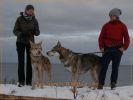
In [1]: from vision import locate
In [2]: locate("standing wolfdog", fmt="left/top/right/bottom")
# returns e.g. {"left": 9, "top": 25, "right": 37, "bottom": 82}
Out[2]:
{"left": 47, "top": 41, "right": 102, "bottom": 88}
{"left": 30, "top": 41, "right": 51, "bottom": 89}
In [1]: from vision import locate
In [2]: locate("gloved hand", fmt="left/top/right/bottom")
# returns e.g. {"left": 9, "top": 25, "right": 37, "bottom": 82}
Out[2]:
{"left": 29, "top": 29, "right": 35, "bottom": 35}
{"left": 100, "top": 48, "right": 104, "bottom": 53}
{"left": 119, "top": 47, "right": 124, "bottom": 52}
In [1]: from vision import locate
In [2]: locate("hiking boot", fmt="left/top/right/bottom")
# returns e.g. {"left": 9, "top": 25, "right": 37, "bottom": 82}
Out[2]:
{"left": 18, "top": 83, "right": 24, "bottom": 87}
{"left": 26, "top": 84, "right": 32, "bottom": 86}
{"left": 111, "top": 82, "right": 116, "bottom": 90}
{"left": 26, "top": 82, "right": 32, "bottom": 86}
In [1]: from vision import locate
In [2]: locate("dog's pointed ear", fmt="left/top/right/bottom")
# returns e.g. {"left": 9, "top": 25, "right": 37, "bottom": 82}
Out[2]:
{"left": 57, "top": 41, "right": 61, "bottom": 46}
{"left": 30, "top": 41, "right": 34, "bottom": 46}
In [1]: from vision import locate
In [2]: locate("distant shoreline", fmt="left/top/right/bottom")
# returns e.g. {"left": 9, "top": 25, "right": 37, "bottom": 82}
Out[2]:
{"left": 0, "top": 63, "right": 132, "bottom": 67}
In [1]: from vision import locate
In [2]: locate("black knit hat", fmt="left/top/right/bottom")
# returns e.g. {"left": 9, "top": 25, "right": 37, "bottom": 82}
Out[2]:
{"left": 25, "top": 5, "right": 34, "bottom": 11}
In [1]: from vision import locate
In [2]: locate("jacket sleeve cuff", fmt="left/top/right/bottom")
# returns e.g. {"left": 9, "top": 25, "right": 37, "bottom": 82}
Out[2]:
{"left": 15, "top": 32, "right": 21, "bottom": 37}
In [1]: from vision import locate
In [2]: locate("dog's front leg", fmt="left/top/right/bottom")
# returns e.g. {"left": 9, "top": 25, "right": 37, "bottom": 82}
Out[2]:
{"left": 40, "top": 70, "right": 44, "bottom": 89}
{"left": 72, "top": 72, "right": 76, "bottom": 82}
{"left": 71, "top": 72, "right": 79, "bottom": 86}
{"left": 32, "top": 67, "right": 38, "bottom": 89}
{"left": 32, "top": 68, "right": 35, "bottom": 89}
{"left": 37, "top": 68, "right": 44, "bottom": 89}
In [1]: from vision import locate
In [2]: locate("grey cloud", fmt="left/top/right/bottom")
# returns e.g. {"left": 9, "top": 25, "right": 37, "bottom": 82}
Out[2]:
{"left": 0, "top": 0, "right": 133, "bottom": 37}
{"left": 0, "top": 0, "right": 133, "bottom": 63}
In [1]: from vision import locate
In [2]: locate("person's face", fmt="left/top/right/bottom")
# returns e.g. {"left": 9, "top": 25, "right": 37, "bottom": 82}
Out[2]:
{"left": 110, "top": 15, "right": 117, "bottom": 21}
{"left": 25, "top": 9, "right": 34, "bottom": 16}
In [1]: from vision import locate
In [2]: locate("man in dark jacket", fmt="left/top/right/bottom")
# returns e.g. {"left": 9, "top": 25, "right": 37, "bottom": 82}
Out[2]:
{"left": 98, "top": 8, "right": 130, "bottom": 90}
{"left": 13, "top": 5, "right": 40, "bottom": 87}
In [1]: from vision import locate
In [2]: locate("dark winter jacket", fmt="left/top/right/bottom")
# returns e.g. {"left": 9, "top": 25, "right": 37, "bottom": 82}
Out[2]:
{"left": 13, "top": 12, "right": 40, "bottom": 44}
{"left": 99, "top": 20, "right": 130, "bottom": 50}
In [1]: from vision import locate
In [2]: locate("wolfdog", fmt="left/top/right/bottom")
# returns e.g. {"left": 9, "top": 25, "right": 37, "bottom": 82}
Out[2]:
{"left": 47, "top": 41, "right": 102, "bottom": 88}
{"left": 30, "top": 41, "right": 52, "bottom": 89}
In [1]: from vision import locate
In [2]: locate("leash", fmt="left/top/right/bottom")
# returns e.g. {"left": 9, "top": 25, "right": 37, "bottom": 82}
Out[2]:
{"left": 90, "top": 49, "right": 118, "bottom": 54}
{"left": 75, "top": 49, "right": 118, "bottom": 55}
{"left": 89, "top": 51, "right": 103, "bottom": 54}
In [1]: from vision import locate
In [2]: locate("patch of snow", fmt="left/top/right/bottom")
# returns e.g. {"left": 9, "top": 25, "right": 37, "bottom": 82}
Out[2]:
{"left": 0, "top": 84, "right": 133, "bottom": 100}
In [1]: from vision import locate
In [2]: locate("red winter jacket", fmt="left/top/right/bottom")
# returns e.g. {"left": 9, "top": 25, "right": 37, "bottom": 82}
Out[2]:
{"left": 98, "top": 20, "right": 130, "bottom": 50}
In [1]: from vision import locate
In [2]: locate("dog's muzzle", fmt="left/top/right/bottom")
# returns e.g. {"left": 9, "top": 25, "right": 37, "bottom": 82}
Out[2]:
{"left": 47, "top": 51, "right": 53, "bottom": 56}
{"left": 47, "top": 51, "right": 60, "bottom": 57}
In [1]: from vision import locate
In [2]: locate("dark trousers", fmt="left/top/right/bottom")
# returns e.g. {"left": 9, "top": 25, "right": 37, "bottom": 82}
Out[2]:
{"left": 16, "top": 42, "right": 32, "bottom": 85}
{"left": 99, "top": 47, "right": 123, "bottom": 85}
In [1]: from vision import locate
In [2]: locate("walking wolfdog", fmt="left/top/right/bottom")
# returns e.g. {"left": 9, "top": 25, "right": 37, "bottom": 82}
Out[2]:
{"left": 30, "top": 41, "right": 51, "bottom": 89}
{"left": 47, "top": 41, "right": 102, "bottom": 88}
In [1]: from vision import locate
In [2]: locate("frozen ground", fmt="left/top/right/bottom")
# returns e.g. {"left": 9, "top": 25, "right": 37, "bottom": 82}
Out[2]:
{"left": 0, "top": 84, "right": 133, "bottom": 100}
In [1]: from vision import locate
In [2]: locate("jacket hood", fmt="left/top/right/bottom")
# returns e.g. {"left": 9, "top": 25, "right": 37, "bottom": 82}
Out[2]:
{"left": 20, "top": 12, "right": 35, "bottom": 21}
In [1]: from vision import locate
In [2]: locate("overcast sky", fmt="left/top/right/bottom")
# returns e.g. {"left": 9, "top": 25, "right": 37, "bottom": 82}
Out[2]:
{"left": 0, "top": 0, "right": 133, "bottom": 64}
{"left": 0, "top": 0, "right": 133, "bottom": 37}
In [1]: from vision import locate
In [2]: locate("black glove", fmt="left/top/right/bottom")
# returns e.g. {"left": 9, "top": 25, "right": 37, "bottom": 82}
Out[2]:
{"left": 29, "top": 29, "right": 35, "bottom": 35}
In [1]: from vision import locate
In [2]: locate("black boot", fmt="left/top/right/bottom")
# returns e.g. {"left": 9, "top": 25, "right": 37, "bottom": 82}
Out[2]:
{"left": 111, "top": 82, "right": 116, "bottom": 90}
{"left": 26, "top": 82, "right": 32, "bottom": 86}
{"left": 18, "top": 83, "right": 24, "bottom": 87}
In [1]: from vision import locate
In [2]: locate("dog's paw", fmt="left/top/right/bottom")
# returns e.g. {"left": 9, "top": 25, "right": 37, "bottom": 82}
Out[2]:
{"left": 40, "top": 86, "right": 44, "bottom": 89}
{"left": 39, "top": 83, "right": 44, "bottom": 89}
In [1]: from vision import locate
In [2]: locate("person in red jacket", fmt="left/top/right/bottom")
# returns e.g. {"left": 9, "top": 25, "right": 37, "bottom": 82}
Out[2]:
{"left": 98, "top": 8, "right": 130, "bottom": 90}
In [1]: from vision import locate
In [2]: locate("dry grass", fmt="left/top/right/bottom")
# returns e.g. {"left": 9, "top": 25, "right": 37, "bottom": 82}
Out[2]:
{"left": 0, "top": 94, "right": 72, "bottom": 100}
